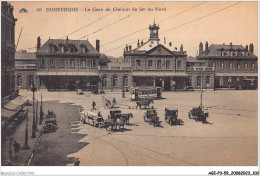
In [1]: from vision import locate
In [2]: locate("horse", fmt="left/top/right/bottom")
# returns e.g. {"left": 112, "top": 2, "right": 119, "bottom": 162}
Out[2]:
{"left": 136, "top": 98, "right": 154, "bottom": 109}
{"left": 115, "top": 116, "right": 126, "bottom": 131}
{"left": 123, "top": 113, "right": 133, "bottom": 125}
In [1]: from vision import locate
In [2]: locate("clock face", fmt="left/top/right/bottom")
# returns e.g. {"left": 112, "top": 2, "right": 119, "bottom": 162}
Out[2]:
{"left": 153, "top": 29, "right": 157, "bottom": 34}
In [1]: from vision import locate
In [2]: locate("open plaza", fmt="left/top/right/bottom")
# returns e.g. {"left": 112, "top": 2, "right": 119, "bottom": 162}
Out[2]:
{"left": 3, "top": 89, "right": 257, "bottom": 166}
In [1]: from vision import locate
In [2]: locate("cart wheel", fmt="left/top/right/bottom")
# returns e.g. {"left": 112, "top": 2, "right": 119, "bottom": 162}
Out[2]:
{"left": 188, "top": 112, "right": 192, "bottom": 119}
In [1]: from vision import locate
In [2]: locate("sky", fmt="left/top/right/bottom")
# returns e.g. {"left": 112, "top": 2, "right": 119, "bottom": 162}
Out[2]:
{"left": 11, "top": 1, "right": 258, "bottom": 57}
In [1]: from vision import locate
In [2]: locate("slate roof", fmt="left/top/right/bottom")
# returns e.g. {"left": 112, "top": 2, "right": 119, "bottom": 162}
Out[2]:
{"left": 125, "top": 39, "right": 186, "bottom": 56}
{"left": 100, "top": 54, "right": 111, "bottom": 63}
{"left": 15, "top": 51, "right": 36, "bottom": 60}
{"left": 198, "top": 44, "right": 257, "bottom": 58}
{"left": 37, "top": 39, "right": 99, "bottom": 55}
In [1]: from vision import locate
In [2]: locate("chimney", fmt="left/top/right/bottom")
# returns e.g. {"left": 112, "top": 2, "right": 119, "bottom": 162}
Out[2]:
{"left": 37, "top": 36, "right": 41, "bottom": 51}
{"left": 141, "top": 40, "right": 144, "bottom": 45}
{"left": 96, "top": 39, "right": 100, "bottom": 52}
{"left": 205, "top": 41, "right": 209, "bottom": 54}
{"left": 199, "top": 42, "right": 203, "bottom": 55}
{"left": 249, "top": 43, "right": 254, "bottom": 53}
{"left": 137, "top": 39, "right": 140, "bottom": 47}
{"left": 164, "top": 37, "right": 166, "bottom": 44}
{"left": 129, "top": 45, "right": 132, "bottom": 51}
{"left": 230, "top": 42, "right": 232, "bottom": 48}
{"left": 169, "top": 42, "right": 172, "bottom": 47}
{"left": 180, "top": 44, "right": 183, "bottom": 52}
{"left": 126, "top": 44, "right": 128, "bottom": 51}
{"left": 245, "top": 45, "right": 248, "bottom": 51}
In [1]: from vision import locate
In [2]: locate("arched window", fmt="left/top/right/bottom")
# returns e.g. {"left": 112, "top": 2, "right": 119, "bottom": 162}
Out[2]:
{"left": 197, "top": 76, "right": 201, "bottom": 87}
{"left": 112, "top": 75, "right": 118, "bottom": 87}
{"left": 17, "top": 75, "right": 22, "bottom": 87}
{"left": 206, "top": 76, "right": 210, "bottom": 88}
{"left": 28, "top": 75, "right": 34, "bottom": 87}
{"left": 123, "top": 76, "right": 128, "bottom": 87}
{"left": 102, "top": 75, "right": 107, "bottom": 87}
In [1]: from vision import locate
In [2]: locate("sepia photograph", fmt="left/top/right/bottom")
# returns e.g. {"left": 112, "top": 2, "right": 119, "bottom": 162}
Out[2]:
{"left": 1, "top": 0, "right": 259, "bottom": 175}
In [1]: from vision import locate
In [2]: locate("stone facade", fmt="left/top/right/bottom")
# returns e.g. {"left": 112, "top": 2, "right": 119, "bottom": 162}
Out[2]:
{"left": 15, "top": 51, "right": 36, "bottom": 90}
{"left": 1, "top": 1, "right": 17, "bottom": 102}
{"left": 197, "top": 42, "right": 258, "bottom": 90}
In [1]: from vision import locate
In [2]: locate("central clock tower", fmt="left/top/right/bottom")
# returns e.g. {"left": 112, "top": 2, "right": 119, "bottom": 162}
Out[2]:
{"left": 149, "top": 21, "right": 160, "bottom": 40}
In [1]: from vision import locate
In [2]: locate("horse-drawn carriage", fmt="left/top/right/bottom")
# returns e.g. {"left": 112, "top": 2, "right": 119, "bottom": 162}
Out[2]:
{"left": 46, "top": 111, "right": 56, "bottom": 119}
{"left": 81, "top": 111, "right": 105, "bottom": 128}
{"left": 43, "top": 118, "right": 58, "bottom": 133}
{"left": 102, "top": 96, "right": 117, "bottom": 109}
{"left": 188, "top": 107, "right": 209, "bottom": 124}
{"left": 164, "top": 108, "right": 184, "bottom": 126}
{"left": 136, "top": 98, "right": 154, "bottom": 109}
{"left": 143, "top": 109, "right": 161, "bottom": 127}
{"left": 103, "top": 110, "right": 133, "bottom": 131}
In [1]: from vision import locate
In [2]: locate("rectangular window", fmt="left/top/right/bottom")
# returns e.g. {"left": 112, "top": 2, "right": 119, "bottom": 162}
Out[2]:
{"left": 244, "top": 62, "right": 248, "bottom": 70}
{"left": 50, "top": 59, "right": 54, "bottom": 67}
{"left": 221, "top": 61, "right": 224, "bottom": 69}
{"left": 252, "top": 63, "right": 255, "bottom": 70}
{"left": 219, "top": 77, "right": 224, "bottom": 86}
{"left": 237, "top": 62, "right": 241, "bottom": 70}
{"left": 81, "top": 59, "right": 86, "bottom": 68}
{"left": 157, "top": 60, "right": 161, "bottom": 69}
{"left": 60, "top": 59, "right": 65, "bottom": 68}
{"left": 228, "top": 77, "right": 232, "bottom": 83}
{"left": 197, "top": 76, "right": 201, "bottom": 87}
{"left": 229, "top": 62, "right": 232, "bottom": 69}
{"left": 70, "top": 59, "right": 75, "bottom": 68}
{"left": 102, "top": 76, "right": 107, "bottom": 87}
{"left": 92, "top": 59, "right": 96, "bottom": 66}
{"left": 148, "top": 60, "right": 153, "bottom": 69}
{"left": 212, "top": 61, "right": 216, "bottom": 71}
{"left": 123, "top": 76, "right": 128, "bottom": 87}
{"left": 177, "top": 60, "right": 182, "bottom": 70}
{"left": 236, "top": 77, "right": 239, "bottom": 81}
{"left": 136, "top": 60, "right": 141, "bottom": 69}
{"left": 40, "top": 59, "right": 45, "bottom": 68}
{"left": 166, "top": 60, "right": 170, "bottom": 69}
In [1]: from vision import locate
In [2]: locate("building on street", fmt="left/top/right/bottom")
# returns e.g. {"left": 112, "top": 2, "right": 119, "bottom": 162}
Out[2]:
{"left": 36, "top": 37, "right": 109, "bottom": 91}
{"left": 124, "top": 22, "right": 188, "bottom": 91}
{"left": 1, "top": 1, "right": 17, "bottom": 102}
{"left": 197, "top": 42, "right": 258, "bottom": 90}
{"left": 15, "top": 50, "right": 37, "bottom": 90}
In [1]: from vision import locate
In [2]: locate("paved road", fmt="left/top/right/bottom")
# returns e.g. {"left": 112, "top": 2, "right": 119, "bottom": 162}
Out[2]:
{"left": 21, "top": 90, "right": 257, "bottom": 166}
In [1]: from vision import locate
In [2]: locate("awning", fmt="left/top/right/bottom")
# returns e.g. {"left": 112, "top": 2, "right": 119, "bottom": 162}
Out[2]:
{"left": 132, "top": 71, "right": 187, "bottom": 77}
{"left": 1, "top": 108, "right": 18, "bottom": 121}
{"left": 215, "top": 73, "right": 258, "bottom": 77}
{"left": 3, "top": 96, "right": 29, "bottom": 111}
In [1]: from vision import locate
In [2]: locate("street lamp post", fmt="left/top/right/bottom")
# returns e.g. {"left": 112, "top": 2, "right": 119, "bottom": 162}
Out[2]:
{"left": 31, "top": 83, "right": 37, "bottom": 138}
{"left": 40, "top": 92, "right": 43, "bottom": 125}
{"left": 22, "top": 108, "right": 30, "bottom": 149}
{"left": 36, "top": 99, "right": 38, "bottom": 131}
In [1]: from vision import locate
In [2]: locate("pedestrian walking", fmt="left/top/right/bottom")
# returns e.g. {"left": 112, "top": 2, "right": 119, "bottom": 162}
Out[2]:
{"left": 92, "top": 101, "right": 96, "bottom": 110}
{"left": 74, "top": 158, "right": 80, "bottom": 166}
{"left": 122, "top": 89, "right": 125, "bottom": 98}
{"left": 13, "top": 140, "right": 21, "bottom": 159}
{"left": 112, "top": 97, "right": 117, "bottom": 105}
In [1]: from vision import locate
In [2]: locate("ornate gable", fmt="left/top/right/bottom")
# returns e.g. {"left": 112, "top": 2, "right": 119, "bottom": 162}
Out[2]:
{"left": 145, "top": 44, "right": 173, "bottom": 56}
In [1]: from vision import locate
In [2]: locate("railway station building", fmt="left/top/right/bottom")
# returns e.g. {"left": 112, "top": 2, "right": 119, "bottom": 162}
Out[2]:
{"left": 123, "top": 22, "right": 188, "bottom": 91}
{"left": 197, "top": 42, "right": 258, "bottom": 90}
{"left": 35, "top": 37, "right": 110, "bottom": 91}
{"left": 33, "top": 22, "right": 257, "bottom": 92}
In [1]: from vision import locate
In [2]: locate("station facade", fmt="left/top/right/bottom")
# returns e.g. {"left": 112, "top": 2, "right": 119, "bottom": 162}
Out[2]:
{"left": 33, "top": 22, "right": 257, "bottom": 91}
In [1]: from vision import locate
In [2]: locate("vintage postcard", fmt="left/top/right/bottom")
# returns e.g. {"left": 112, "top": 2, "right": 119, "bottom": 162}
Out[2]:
{"left": 1, "top": 0, "right": 259, "bottom": 175}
